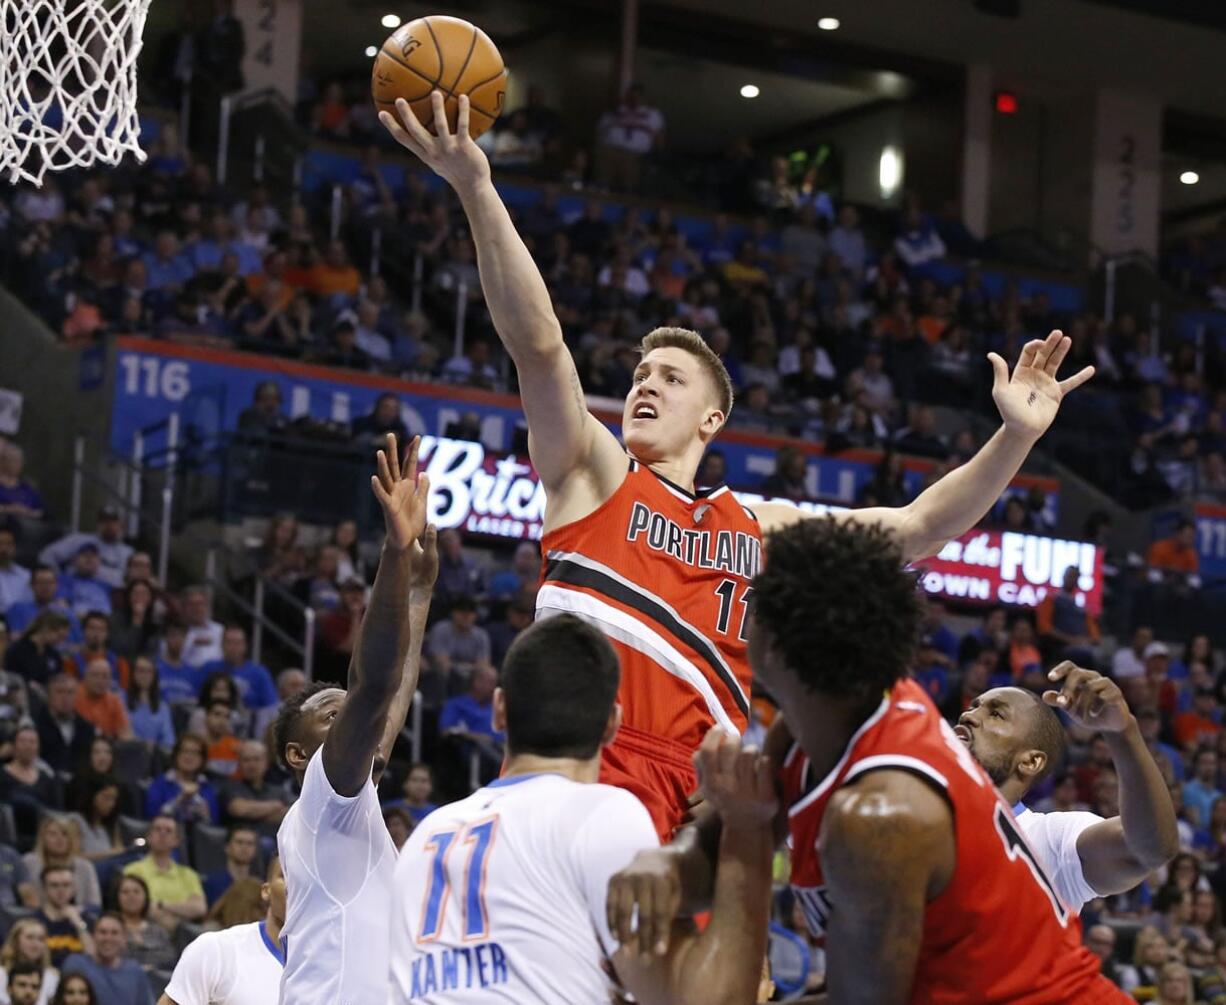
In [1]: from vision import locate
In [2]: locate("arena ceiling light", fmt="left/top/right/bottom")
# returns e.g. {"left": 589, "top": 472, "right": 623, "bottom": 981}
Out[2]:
{"left": 879, "top": 146, "right": 903, "bottom": 198}
{"left": 365, "top": 45, "right": 379, "bottom": 57}
{"left": 381, "top": 13, "right": 402, "bottom": 28}
{"left": 817, "top": 17, "right": 841, "bottom": 30}
{"left": 740, "top": 84, "right": 760, "bottom": 98}
{"left": 1180, "top": 171, "right": 1200, "bottom": 185}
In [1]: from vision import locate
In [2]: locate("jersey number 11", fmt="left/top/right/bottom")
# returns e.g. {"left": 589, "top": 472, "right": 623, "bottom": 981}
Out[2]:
{"left": 418, "top": 815, "right": 500, "bottom": 942}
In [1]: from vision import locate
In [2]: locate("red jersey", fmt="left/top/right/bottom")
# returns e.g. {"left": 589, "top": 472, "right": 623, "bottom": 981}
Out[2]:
{"left": 780, "top": 679, "right": 1122, "bottom": 1004}
{"left": 538, "top": 458, "right": 760, "bottom": 750}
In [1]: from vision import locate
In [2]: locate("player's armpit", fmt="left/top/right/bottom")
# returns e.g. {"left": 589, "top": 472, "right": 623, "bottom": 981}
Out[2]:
{"left": 1075, "top": 817, "right": 1159, "bottom": 896}
{"left": 156, "top": 997, "right": 178, "bottom": 1005}
{"left": 820, "top": 771, "right": 955, "bottom": 1005}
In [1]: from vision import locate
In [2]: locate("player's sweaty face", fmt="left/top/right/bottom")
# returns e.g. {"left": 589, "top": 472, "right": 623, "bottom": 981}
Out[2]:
{"left": 956, "top": 688, "right": 1028, "bottom": 785}
{"left": 623, "top": 347, "right": 714, "bottom": 461}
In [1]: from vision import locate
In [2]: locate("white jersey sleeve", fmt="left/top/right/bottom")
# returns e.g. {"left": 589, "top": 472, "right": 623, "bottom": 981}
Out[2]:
{"left": 164, "top": 928, "right": 234, "bottom": 1004}
{"left": 1015, "top": 808, "right": 1105, "bottom": 912}
{"left": 572, "top": 786, "right": 661, "bottom": 957}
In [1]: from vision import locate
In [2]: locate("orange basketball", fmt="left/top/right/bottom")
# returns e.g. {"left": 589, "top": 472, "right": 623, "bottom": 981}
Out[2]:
{"left": 371, "top": 15, "right": 507, "bottom": 140}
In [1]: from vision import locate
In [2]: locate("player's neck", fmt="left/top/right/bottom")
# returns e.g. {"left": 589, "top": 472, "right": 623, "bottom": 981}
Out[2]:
{"left": 788, "top": 692, "right": 885, "bottom": 782}
{"left": 264, "top": 910, "right": 284, "bottom": 945}
{"left": 501, "top": 753, "right": 601, "bottom": 785}
{"left": 641, "top": 455, "right": 701, "bottom": 494}
{"left": 1000, "top": 778, "right": 1029, "bottom": 804}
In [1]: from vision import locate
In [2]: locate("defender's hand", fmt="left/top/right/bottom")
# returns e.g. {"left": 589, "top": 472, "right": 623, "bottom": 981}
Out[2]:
{"left": 1042, "top": 661, "right": 1131, "bottom": 732}
{"left": 607, "top": 848, "right": 683, "bottom": 958}
{"left": 379, "top": 92, "right": 491, "bottom": 194}
{"left": 410, "top": 524, "right": 440, "bottom": 592}
{"left": 371, "top": 434, "right": 431, "bottom": 551}
{"left": 693, "top": 728, "right": 778, "bottom": 830}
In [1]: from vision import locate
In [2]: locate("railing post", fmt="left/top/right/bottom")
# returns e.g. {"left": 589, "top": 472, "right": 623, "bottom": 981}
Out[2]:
{"left": 179, "top": 68, "right": 192, "bottom": 150}
{"left": 70, "top": 436, "right": 85, "bottom": 533}
{"left": 410, "top": 253, "right": 424, "bottom": 314}
{"left": 130, "top": 431, "right": 144, "bottom": 539}
{"left": 330, "top": 184, "right": 343, "bottom": 242}
{"left": 252, "top": 578, "right": 266, "bottom": 665}
{"left": 302, "top": 607, "right": 316, "bottom": 681}
{"left": 453, "top": 280, "right": 468, "bottom": 362}
{"left": 205, "top": 546, "right": 218, "bottom": 591}
{"left": 1104, "top": 258, "right": 1117, "bottom": 324}
{"left": 217, "top": 94, "right": 233, "bottom": 187}
{"left": 158, "top": 414, "right": 181, "bottom": 587}
{"left": 254, "top": 133, "right": 266, "bottom": 182}
{"left": 292, "top": 156, "right": 303, "bottom": 203}
{"left": 371, "top": 226, "right": 382, "bottom": 278}
{"left": 410, "top": 690, "right": 422, "bottom": 764}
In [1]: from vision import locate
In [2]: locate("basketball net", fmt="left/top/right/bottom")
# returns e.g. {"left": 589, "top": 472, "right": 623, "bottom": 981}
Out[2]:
{"left": 0, "top": 0, "right": 152, "bottom": 186}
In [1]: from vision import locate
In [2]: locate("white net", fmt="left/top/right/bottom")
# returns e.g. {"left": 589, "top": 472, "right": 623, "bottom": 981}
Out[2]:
{"left": 0, "top": 0, "right": 152, "bottom": 186}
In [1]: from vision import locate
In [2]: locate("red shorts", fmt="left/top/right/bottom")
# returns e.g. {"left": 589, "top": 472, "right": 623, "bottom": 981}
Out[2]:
{"left": 599, "top": 723, "right": 697, "bottom": 842}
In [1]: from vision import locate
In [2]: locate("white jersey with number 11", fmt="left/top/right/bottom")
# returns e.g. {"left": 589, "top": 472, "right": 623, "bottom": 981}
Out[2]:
{"left": 388, "top": 772, "right": 658, "bottom": 1003}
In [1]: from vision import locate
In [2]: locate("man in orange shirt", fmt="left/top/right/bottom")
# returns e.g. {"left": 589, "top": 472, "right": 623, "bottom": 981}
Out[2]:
{"left": 201, "top": 699, "right": 242, "bottom": 777}
{"left": 1147, "top": 518, "right": 1199, "bottom": 576}
{"left": 1036, "top": 565, "right": 1101, "bottom": 667}
{"left": 66, "top": 611, "right": 130, "bottom": 689}
{"left": 74, "top": 658, "right": 133, "bottom": 739}
{"left": 1173, "top": 687, "right": 1222, "bottom": 750}
{"left": 308, "top": 240, "right": 362, "bottom": 299}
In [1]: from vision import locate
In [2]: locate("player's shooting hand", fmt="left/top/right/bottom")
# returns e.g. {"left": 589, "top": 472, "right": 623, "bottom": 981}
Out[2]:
{"left": 987, "top": 330, "right": 1094, "bottom": 442}
{"left": 379, "top": 91, "right": 491, "bottom": 194}
{"left": 410, "top": 524, "right": 440, "bottom": 593}
{"left": 371, "top": 433, "right": 431, "bottom": 551}
{"left": 1042, "top": 661, "right": 1131, "bottom": 733}
{"left": 693, "top": 728, "right": 778, "bottom": 830}
{"left": 607, "top": 848, "right": 682, "bottom": 958}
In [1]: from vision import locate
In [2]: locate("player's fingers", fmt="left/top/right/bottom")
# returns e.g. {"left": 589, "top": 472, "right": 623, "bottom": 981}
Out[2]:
{"left": 457, "top": 93, "right": 471, "bottom": 140}
{"left": 430, "top": 90, "right": 451, "bottom": 140}
{"left": 754, "top": 754, "right": 776, "bottom": 801}
{"left": 370, "top": 475, "right": 392, "bottom": 508}
{"left": 414, "top": 472, "right": 431, "bottom": 504}
{"left": 608, "top": 873, "right": 636, "bottom": 951}
{"left": 987, "top": 351, "right": 1009, "bottom": 392}
{"left": 1018, "top": 339, "right": 1042, "bottom": 371}
{"left": 378, "top": 109, "right": 420, "bottom": 152}
{"left": 376, "top": 448, "right": 393, "bottom": 492}
{"left": 404, "top": 434, "right": 421, "bottom": 483}
{"left": 1046, "top": 660, "right": 1076, "bottom": 683}
{"left": 1058, "top": 365, "right": 1095, "bottom": 395}
{"left": 422, "top": 523, "right": 438, "bottom": 553}
{"left": 715, "top": 731, "right": 740, "bottom": 780}
{"left": 391, "top": 99, "right": 432, "bottom": 150}
{"left": 1032, "top": 330, "right": 1062, "bottom": 370}
{"left": 386, "top": 432, "right": 402, "bottom": 481}
{"left": 1045, "top": 335, "right": 1072, "bottom": 375}
{"left": 1041, "top": 689, "right": 1063, "bottom": 708}
{"left": 632, "top": 877, "right": 655, "bottom": 957}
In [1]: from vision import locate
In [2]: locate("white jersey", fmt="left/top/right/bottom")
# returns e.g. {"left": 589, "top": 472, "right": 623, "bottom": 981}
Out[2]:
{"left": 277, "top": 747, "right": 398, "bottom": 1005}
{"left": 389, "top": 772, "right": 658, "bottom": 1003}
{"left": 163, "top": 921, "right": 284, "bottom": 1005}
{"left": 1016, "top": 806, "right": 1105, "bottom": 911}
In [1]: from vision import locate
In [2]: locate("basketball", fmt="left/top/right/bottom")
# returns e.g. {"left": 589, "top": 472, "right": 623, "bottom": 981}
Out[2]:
{"left": 371, "top": 15, "right": 507, "bottom": 140}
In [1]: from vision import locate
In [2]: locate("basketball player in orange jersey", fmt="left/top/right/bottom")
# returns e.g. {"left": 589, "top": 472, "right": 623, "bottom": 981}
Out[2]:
{"left": 380, "top": 91, "right": 1095, "bottom": 839}
{"left": 610, "top": 520, "right": 1133, "bottom": 1004}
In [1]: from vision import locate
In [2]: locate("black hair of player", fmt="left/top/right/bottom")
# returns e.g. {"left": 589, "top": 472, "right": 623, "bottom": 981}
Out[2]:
{"left": 1014, "top": 688, "right": 1067, "bottom": 786}
{"left": 272, "top": 679, "right": 335, "bottom": 769}
{"left": 752, "top": 517, "right": 922, "bottom": 704}
{"left": 501, "top": 614, "right": 620, "bottom": 760}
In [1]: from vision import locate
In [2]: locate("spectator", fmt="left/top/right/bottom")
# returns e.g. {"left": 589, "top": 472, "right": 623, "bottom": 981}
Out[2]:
{"left": 73, "top": 661, "right": 132, "bottom": 741}
{"left": 5, "top": 610, "right": 70, "bottom": 688}
{"left": 110, "top": 874, "right": 175, "bottom": 973}
{"left": 236, "top": 382, "right": 289, "bottom": 439}
{"left": 894, "top": 206, "right": 947, "bottom": 271}
{"left": 1174, "top": 687, "right": 1222, "bottom": 750}
{"left": 350, "top": 394, "right": 409, "bottom": 455}
{"left": 4, "top": 566, "right": 80, "bottom": 642}
{"left": 222, "top": 740, "right": 289, "bottom": 838}
{"left": 1006, "top": 618, "right": 1043, "bottom": 686}
{"left": 176, "top": 588, "right": 224, "bottom": 668}
{"left": 39, "top": 510, "right": 132, "bottom": 591}
{"left": 425, "top": 595, "right": 492, "bottom": 691}
{"left": 595, "top": 83, "right": 664, "bottom": 192}
{"left": 487, "top": 593, "right": 534, "bottom": 670}
{"left": 1114, "top": 625, "right": 1154, "bottom": 680}
{"left": 1184, "top": 747, "right": 1222, "bottom": 829}
{"left": 760, "top": 446, "right": 809, "bottom": 501}
{"left": 330, "top": 519, "right": 367, "bottom": 586}
{"left": 154, "top": 622, "right": 198, "bottom": 703}
{"left": 0, "top": 525, "right": 32, "bottom": 614}
{"left": 829, "top": 205, "right": 867, "bottom": 279}
{"left": 34, "top": 866, "right": 92, "bottom": 967}
{"left": 122, "top": 816, "right": 206, "bottom": 932}
{"left": 1147, "top": 519, "right": 1200, "bottom": 578}
{"left": 123, "top": 655, "right": 174, "bottom": 751}
{"left": 1083, "top": 925, "right": 1125, "bottom": 987}
{"left": 0, "top": 843, "right": 38, "bottom": 909}
{"left": 144, "top": 734, "right": 218, "bottom": 824}
{"left": 308, "top": 240, "right": 361, "bottom": 300}
{"left": 201, "top": 700, "right": 242, "bottom": 778}
{"left": 434, "top": 530, "right": 485, "bottom": 610}
{"left": 67, "top": 776, "right": 123, "bottom": 861}
{"left": 251, "top": 513, "right": 306, "bottom": 591}
{"left": 56, "top": 548, "right": 112, "bottom": 620}
{"left": 200, "top": 826, "right": 258, "bottom": 906}
{"left": 4, "top": 959, "right": 45, "bottom": 1005}
{"left": 1035, "top": 566, "right": 1100, "bottom": 667}
{"left": 107, "top": 580, "right": 158, "bottom": 662}
{"left": 22, "top": 818, "right": 99, "bottom": 912}
{"left": 487, "top": 543, "right": 540, "bottom": 602}
{"left": 186, "top": 673, "right": 243, "bottom": 738}
{"left": 381, "top": 762, "right": 437, "bottom": 828}
{"left": 65, "top": 613, "right": 129, "bottom": 690}
{"left": 439, "top": 664, "right": 504, "bottom": 777}
{"left": 382, "top": 806, "right": 413, "bottom": 850}
{"left": 34, "top": 674, "right": 94, "bottom": 775}
{"left": 311, "top": 82, "right": 350, "bottom": 139}
{"left": 0, "top": 443, "right": 46, "bottom": 521}
{"left": 197, "top": 625, "right": 276, "bottom": 711}
{"left": 49, "top": 973, "right": 98, "bottom": 1004}
{"left": 294, "top": 548, "right": 342, "bottom": 614}
{"left": 441, "top": 339, "right": 502, "bottom": 391}
{"left": 1, "top": 725, "right": 59, "bottom": 850}
{"left": 893, "top": 405, "right": 950, "bottom": 460}
{"left": 60, "top": 913, "right": 153, "bottom": 1005}
{"left": 846, "top": 347, "right": 895, "bottom": 418}
{"left": 1, "top": 920, "right": 58, "bottom": 1003}
{"left": 1145, "top": 642, "right": 1180, "bottom": 720}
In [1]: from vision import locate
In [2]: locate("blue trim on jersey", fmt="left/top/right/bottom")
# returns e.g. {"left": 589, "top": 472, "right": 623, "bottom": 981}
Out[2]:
{"left": 486, "top": 772, "right": 561, "bottom": 788}
{"left": 260, "top": 921, "right": 286, "bottom": 966}
{"left": 1013, "top": 801, "right": 1027, "bottom": 817}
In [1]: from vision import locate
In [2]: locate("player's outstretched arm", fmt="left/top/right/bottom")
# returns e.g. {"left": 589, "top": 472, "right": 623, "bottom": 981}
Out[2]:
{"left": 1043, "top": 662, "right": 1179, "bottom": 892}
{"left": 615, "top": 731, "right": 778, "bottom": 1005}
{"left": 324, "top": 434, "right": 429, "bottom": 797}
{"left": 756, "top": 331, "right": 1094, "bottom": 562}
{"left": 374, "top": 524, "right": 439, "bottom": 785}
{"left": 821, "top": 771, "right": 955, "bottom": 1005}
{"left": 380, "top": 93, "right": 625, "bottom": 496}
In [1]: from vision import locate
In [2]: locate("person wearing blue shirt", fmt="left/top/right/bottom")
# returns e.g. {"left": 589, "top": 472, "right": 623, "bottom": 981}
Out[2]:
{"left": 198, "top": 625, "right": 277, "bottom": 709}
{"left": 1137, "top": 707, "right": 1185, "bottom": 782}
{"left": 381, "top": 763, "right": 438, "bottom": 827}
{"left": 141, "top": 230, "right": 195, "bottom": 292}
{"left": 125, "top": 656, "right": 176, "bottom": 751}
{"left": 1183, "top": 747, "right": 1223, "bottom": 830}
{"left": 440, "top": 666, "right": 504, "bottom": 779}
{"left": 146, "top": 734, "right": 219, "bottom": 824}
{"left": 61, "top": 913, "right": 154, "bottom": 1005}
{"left": 57, "top": 545, "right": 112, "bottom": 619}
{"left": 156, "top": 622, "right": 202, "bottom": 704}
{"left": 487, "top": 542, "right": 541, "bottom": 602}
{"left": 5, "top": 565, "right": 83, "bottom": 645}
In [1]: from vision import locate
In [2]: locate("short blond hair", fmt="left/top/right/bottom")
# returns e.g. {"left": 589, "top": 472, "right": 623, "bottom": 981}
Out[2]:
{"left": 639, "top": 327, "right": 734, "bottom": 421}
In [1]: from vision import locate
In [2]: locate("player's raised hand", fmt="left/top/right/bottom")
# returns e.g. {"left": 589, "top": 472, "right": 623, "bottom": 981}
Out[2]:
{"left": 370, "top": 433, "right": 431, "bottom": 551}
{"left": 987, "top": 330, "right": 1094, "bottom": 442}
{"left": 693, "top": 728, "right": 778, "bottom": 830}
{"left": 379, "top": 91, "right": 491, "bottom": 194}
{"left": 410, "top": 524, "right": 440, "bottom": 592}
{"left": 1042, "top": 661, "right": 1131, "bottom": 733}
{"left": 607, "top": 848, "right": 682, "bottom": 958}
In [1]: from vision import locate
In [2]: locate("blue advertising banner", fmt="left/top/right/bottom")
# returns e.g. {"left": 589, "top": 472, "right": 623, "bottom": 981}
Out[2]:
{"left": 111, "top": 337, "right": 1060, "bottom": 511}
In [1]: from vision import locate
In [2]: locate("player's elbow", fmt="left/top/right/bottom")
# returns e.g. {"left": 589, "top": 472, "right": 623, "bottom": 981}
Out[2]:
{"left": 1144, "top": 829, "right": 1181, "bottom": 869}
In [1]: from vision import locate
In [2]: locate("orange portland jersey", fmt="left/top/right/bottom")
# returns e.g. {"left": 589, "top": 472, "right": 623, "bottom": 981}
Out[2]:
{"left": 538, "top": 458, "right": 760, "bottom": 749}
{"left": 780, "top": 679, "right": 1125, "bottom": 1005}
